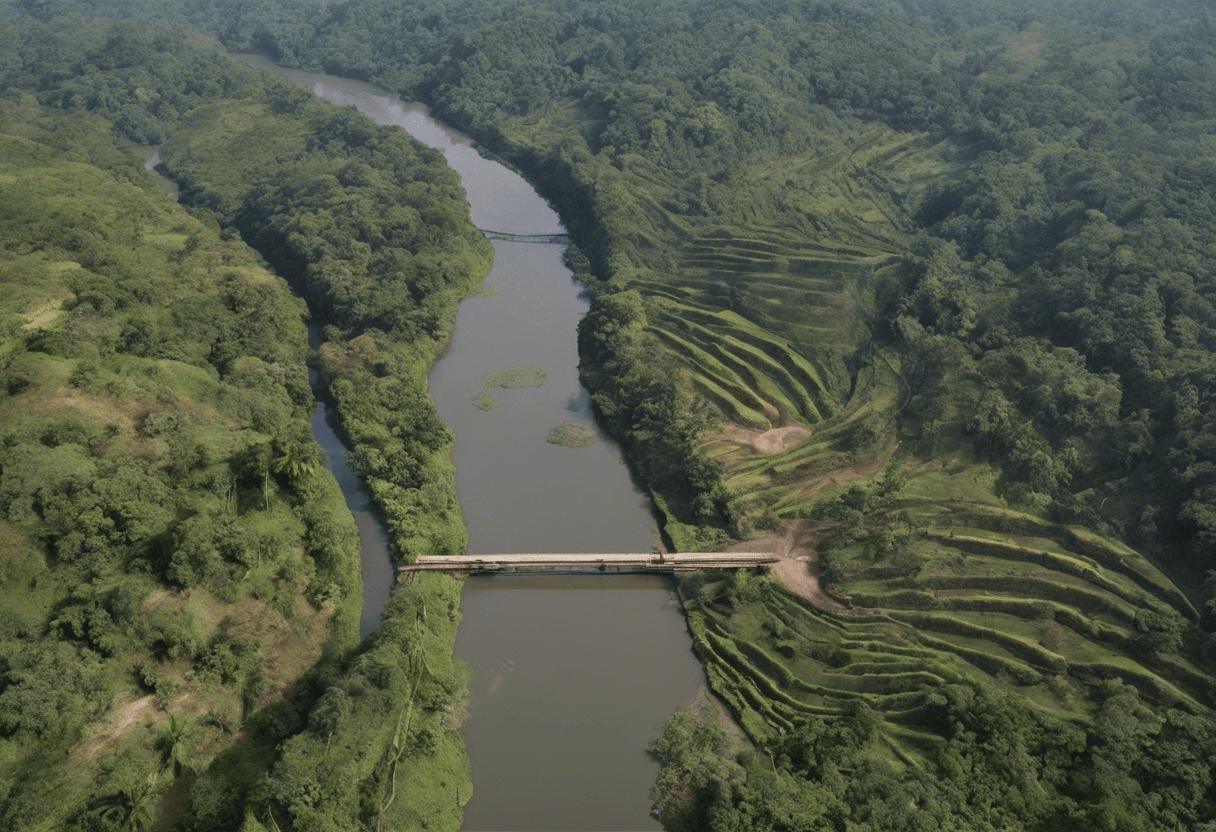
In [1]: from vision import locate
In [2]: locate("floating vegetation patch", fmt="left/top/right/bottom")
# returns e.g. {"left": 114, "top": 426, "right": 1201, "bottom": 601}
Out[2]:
{"left": 546, "top": 422, "right": 597, "bottom": 447}
{"left": 472, "top": 393, "right": 498, "bottom": 412}
{"left": 470, "top": 282, "right": 501, "bottom": 298}
{"left": 481, "top": 364, "right": 547, "bottom": 388}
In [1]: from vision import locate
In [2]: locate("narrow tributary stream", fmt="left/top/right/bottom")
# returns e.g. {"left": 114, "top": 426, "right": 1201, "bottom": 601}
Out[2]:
{"left": 233, "top": 56, "right": 705, "bottom": 830}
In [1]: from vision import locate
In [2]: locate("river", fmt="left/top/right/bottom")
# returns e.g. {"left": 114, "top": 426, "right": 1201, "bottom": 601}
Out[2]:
{"left": 231, "top": 57, "right": 706, "bottom": 830}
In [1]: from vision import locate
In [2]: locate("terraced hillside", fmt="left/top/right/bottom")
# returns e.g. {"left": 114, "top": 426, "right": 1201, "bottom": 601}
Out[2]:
{"left": 503, "top": 65, "right": 1216, "bottom": 779}
{"left": 683, "top": 455, "right": 1211, "bottom": 761}
{"left": 611, "top": 126, "right": 938, "bottom": 436}
{"left": 644, "top": 232, "right": 868, "bottom": 429}
{"left": 565, "top": 116, "right": 1216, "bottom": 740}
{"left": 533, "top": 98, "right": 1216, "bottom": 739}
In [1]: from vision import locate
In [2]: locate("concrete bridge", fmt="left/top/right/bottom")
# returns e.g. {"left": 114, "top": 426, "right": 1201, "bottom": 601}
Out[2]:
{"left": 478, "top": 229, "right": 570, "bottom": 244}
{"left": 399, "top": 552, "right": 777, "bottom": 575}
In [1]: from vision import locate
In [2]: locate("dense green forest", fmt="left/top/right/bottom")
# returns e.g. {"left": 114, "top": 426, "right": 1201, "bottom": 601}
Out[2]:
{"left": 0, "top": 93, "right": 363, "bottom": 829}
{"left": 5, "top": 0, "right": 1216, "bottom": 829}
{"left": 0, "top": 14, "right": 489, "bottom": 832}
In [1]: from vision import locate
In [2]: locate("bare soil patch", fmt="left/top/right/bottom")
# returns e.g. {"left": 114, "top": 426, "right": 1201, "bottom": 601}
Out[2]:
{"left": 715, "top": 423, "right": 812, "bottom": 455}
{"left": 725, "top": 520, "right": 846, "bottom": 612}
{"left": 793, "top": 432, "right": 896, "bottom": 500}
{"left": 751, "top": 425, "right": 812, "bottom": 454}
{"left": 803, "top": 454, "right": 886, "bottom": 496}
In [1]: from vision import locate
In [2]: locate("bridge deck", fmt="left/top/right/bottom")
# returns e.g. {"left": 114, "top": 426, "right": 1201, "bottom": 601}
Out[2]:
{"left": 400, "top": 552, "right": 776, "bottom": 574}
{"left": 478, "top": 229, "right": 570, "bottom": 244}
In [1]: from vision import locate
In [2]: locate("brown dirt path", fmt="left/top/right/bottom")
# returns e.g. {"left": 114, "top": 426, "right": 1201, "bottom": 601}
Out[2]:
{"left": 724, "top": 520, "right": 846, "bottom": 612}
{"left": 71, "top": 693, "right": 156, "bottom": 767}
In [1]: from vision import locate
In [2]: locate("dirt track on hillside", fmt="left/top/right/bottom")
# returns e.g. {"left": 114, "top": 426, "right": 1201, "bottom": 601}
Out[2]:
{"left": 725, "top": 520, "right": 846, "bottom": 612}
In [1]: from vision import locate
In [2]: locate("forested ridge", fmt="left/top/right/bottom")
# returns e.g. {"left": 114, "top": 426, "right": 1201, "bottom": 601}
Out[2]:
{"left": 4, "top": 0, "right": 1216, "bottom": 829}
{"left": 0, "top": 13, "right": 489, "bottom": 832}
{"left": 0, "top": 90, "right": 364, "bottom": 829}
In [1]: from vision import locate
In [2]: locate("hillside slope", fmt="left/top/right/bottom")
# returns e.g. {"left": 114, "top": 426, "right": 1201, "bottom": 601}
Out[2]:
{"left": 0, "top": 95, "right": 361, "bottom": 831}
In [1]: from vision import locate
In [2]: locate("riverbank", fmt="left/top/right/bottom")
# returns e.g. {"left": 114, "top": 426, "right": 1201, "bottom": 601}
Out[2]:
{"left": 0, "top": 81, "right": 364, "bottom": 830}
{"left": 248, "top": 65, "right": 711, "bottom": 829}
{"left": 157, "top": 84, "right": 491, "bottom": 832}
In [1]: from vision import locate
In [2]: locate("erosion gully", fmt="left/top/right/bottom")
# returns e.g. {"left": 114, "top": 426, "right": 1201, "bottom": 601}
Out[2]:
{"left": 230, "top": 56, "right": 706, "bottom": 830}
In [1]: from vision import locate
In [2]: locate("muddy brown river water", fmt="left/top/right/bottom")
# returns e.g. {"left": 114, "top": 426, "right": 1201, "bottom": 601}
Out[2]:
{"left": 233, "top": 56, "right": 707, "bottom": 830}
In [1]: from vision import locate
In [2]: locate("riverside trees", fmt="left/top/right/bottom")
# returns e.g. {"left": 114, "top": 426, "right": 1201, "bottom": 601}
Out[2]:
{"left": 6, "top": 0, "right": 1216, "bottom": 829}
{"left": 0, "top": 14, "right": 487, "bottom": 830}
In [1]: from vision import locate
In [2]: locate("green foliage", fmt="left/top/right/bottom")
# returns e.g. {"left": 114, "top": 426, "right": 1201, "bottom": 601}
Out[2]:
{"left": 0, "top": 12, "right": 487, "bottom": 830}
{"left": 92, "top": 778, "right": 159, "bottom": 832}
{"left": 7, "top": 1, "right": 1216, "bottom": 830}
{"left": 248, "top": 575, "right": 470, "bottom": 832}
{"left": 141, "top": 68, "right": 491, "bottom": 565}
{"left": 470, "top": 392, "right": 497, "bottom": 412}
{"left": 0, "top": 67, "right": 361, "bottom": 832}
{"left": 649, "top": 705, "right": 747, "bottom": 831}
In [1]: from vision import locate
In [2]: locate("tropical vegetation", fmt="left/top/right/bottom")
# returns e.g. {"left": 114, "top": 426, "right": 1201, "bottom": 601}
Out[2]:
{"left": 3, "top": 0, "right": 1216, "bottom": 829}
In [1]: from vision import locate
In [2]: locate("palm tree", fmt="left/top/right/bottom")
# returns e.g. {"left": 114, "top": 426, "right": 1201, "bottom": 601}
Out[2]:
{"left": 271, "top": 438, "right": 318, "bottom": 489}
{"left": 159, "top": 714, "right": 189, "bottom": 778}
{"left": 95, "top": 779, "right": 158, "bottom": 832}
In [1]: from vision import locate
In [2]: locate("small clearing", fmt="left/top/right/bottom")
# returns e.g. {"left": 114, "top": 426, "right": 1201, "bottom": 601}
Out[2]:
{"left": 22, "top": 295, "right": 67, "bottom": 328}
{"left": 73, "top": 693, "right": 156, "bottom": 765}
{"left": 803, "top": 453, "right": 887, "bottom": 496}
{"left": 715, "top": 423, "right": 812, "bottom": 455}
{"left": 752, "top": 425, "right": 812, "bottom": 454}
{"left": 725, "top": 520, "right": 846, "bottom": 612}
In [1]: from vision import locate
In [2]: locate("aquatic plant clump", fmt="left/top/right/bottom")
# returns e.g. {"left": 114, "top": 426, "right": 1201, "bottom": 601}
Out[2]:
{"left": 472, "top": 393, "right": 498, "bottom": 411}
{"left": 481, "top": 364, "right": 547, "bottom": 388}
{"left": 546, "top": 423, "right": 597, "bottom": 447}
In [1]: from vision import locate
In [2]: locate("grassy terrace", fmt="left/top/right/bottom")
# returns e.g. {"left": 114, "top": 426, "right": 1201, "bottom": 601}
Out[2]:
{"left": 504, "top": 97, "right": 1216, "bottom": 764}
{"left": 680, "top": 446, "right": 1212, "bottom": 762}
{"left": 614, "top": 128, "right": 927, "bottom": 436}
